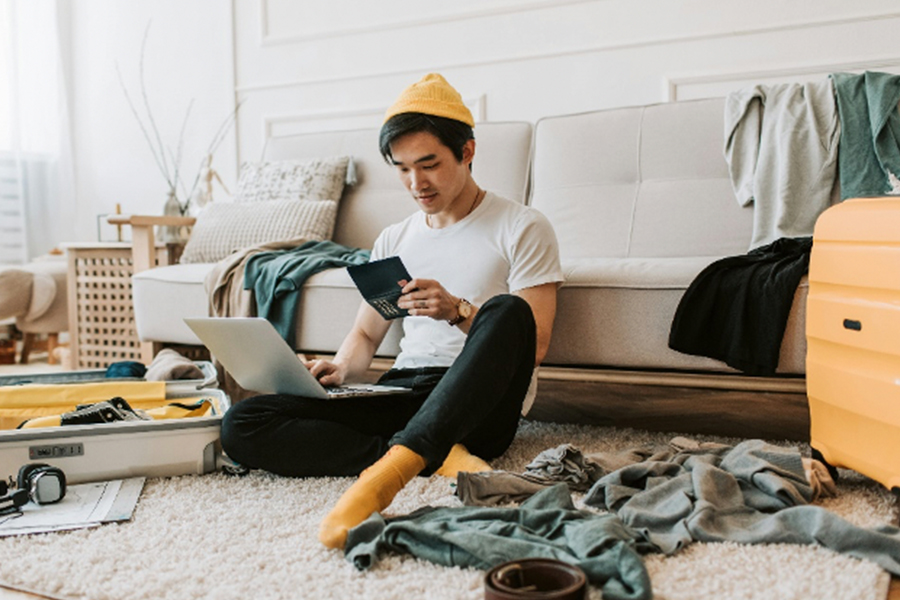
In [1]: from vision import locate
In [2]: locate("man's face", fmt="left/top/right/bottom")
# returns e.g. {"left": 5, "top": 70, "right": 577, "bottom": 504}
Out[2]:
{"left": 389, "top": 131, "right": 474, "bottom": 216}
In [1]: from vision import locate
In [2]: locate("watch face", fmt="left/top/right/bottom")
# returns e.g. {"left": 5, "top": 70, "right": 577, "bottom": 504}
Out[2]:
{"left": 459, "top": 300, "right": 472, "bottom": 318}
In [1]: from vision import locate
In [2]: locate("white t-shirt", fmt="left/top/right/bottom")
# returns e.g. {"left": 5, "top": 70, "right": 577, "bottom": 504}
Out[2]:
{"left": 371, "top": 191, "right": 564, "bottom": 370}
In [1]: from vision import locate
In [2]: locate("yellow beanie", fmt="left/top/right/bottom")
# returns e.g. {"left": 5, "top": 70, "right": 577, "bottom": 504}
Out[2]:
{"left": 383, "top": 73, "right": 474, "bottom": 127}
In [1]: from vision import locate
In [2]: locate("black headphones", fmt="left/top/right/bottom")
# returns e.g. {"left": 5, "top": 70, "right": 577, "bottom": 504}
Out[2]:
{"left": 0, "top": 463, "right": 67, "bottom": 515}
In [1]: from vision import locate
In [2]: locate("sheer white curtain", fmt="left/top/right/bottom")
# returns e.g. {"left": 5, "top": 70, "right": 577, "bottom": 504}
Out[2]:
{"left": 0, "top": 0, "right": 76, "bottom": 263}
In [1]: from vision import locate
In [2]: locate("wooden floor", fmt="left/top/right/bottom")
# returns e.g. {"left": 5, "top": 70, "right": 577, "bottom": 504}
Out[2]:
{"left": 528, "top": 369, "right": 811, "bottom": 441}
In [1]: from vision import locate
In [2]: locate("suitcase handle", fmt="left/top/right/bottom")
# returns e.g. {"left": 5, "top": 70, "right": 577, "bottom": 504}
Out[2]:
{"left": 843, "top": 319, "right": 862, "bottom": 331}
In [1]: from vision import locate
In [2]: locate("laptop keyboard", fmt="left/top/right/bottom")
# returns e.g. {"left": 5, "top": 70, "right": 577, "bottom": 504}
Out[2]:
{"left": 326, "top": 386, "right": 377, "bottom": 396}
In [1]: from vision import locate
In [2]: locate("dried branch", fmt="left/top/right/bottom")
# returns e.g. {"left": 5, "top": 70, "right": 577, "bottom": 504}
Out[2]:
{"left": 166, "top": 147, "right": 191, "bottom": 207}
{"left": 118, "top": 22, "right": 244, "bottom": 215}
{"left": 208, "top": 98, "right": 245, "bottom": 157}
{"left": 115, "top": 62, "right": 173, "bottom": 190}
{"left": 138, "top": 23, "right": 172, "bottom": 187}
{"left": 185, "top": 99, "right": 245, "bottom": 203}
{"left": 171, "top": 99, "right": 195, "bottom": 201}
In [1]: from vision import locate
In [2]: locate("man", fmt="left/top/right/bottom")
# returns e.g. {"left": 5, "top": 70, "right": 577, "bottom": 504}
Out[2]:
{"left": 220, "top": 73, "right": 563, "bottom": 549}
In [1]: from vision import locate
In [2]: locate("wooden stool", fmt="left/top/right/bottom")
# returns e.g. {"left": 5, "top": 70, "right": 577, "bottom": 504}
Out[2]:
{"left": 5, "top": 254, "right": 69, "bottom": 365}
{"left": 0, "top": 321, "right": 15, "bottom": 365}
{"left": 20, "top": 332, "right": 63, "bottom": 364}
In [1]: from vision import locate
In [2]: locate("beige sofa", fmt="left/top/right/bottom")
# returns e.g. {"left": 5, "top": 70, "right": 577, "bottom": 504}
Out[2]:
{"left": 126, "top": 98, "right": 810, "bottom": 437}
{"left": 533, "top": 99, "right": 807, "bottom": 373}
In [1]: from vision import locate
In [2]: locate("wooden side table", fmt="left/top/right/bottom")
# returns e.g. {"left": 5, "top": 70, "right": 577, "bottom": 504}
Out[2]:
{"left": 105, "top": 214, "right": 196, "bottom": 364}
{"left": 64, "top": 242, "right": 176, "bottom": 369}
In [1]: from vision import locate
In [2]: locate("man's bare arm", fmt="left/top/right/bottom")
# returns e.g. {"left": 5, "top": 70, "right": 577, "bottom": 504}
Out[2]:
{"left": 514, "top": 282, "right": 559, "bottom": 366}
{"left": 305, "top": 301, "right": 392, "bottom": 386}
{"left": 398, "top": 278, "right": 559, "bottom": 366}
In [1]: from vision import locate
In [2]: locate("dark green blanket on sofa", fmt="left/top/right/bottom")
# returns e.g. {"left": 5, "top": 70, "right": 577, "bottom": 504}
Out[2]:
{"left": 244, "top": 240, "right": 371, "bottom": 348}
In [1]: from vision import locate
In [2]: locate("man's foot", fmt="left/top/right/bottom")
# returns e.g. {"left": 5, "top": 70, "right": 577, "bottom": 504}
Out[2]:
{"left": 318, "top": 445, "right": 426, "bottom": 549}
{"left": 434, "top": 443, "right": 491, "bottom": 478}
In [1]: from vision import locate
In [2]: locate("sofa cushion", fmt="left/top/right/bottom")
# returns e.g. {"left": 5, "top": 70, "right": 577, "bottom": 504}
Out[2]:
{"left": 261, "top": 122, "right": 533, "bottom": 251}
{"left": 179, "top": 199, "right": 338, "bottom": 264}
{"left": 545, "top": 257, "right": 806, "bottom": 374}
{"left": 132, "top": 262, "right": 402, "bottom": 356}
{"left": 562, "top": 256, "right": 720, "bottom": 289}
{"left": 133, "top": 264, "right": 215, "bottom": 344}
{"left": 289, "top": 268, "right": 402, "bottom": 357}
{"left": 235, "top": 156, "right": 350, "bottom": 204}
{"left": 531, "top": 98, "right": 754, "bottom": 261}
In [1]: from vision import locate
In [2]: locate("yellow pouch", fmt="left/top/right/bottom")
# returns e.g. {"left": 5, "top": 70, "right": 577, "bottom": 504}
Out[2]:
{"left": 18, "top": 415, "right": 63, "bottom": 429}
{"left": 0, "top": 381, "right": 166, "bottom": 430}
{"left": 16, "top": 396, "right": 214, "bottom": 430}
{"left": 144, "top": 398, "right": 213, "bottom": 420}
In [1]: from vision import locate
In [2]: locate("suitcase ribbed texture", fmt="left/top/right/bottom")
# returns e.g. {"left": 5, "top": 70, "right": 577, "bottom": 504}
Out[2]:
{"left": 807, "top": 196, "right": 900, "bottom": 491}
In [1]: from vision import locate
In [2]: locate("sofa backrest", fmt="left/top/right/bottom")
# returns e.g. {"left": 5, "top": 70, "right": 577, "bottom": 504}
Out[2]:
{"left": 263, "top": 121, "right": 533, "bottom": 250}
{"left": 530, "top": 98, "right": 754, "bottom": 260}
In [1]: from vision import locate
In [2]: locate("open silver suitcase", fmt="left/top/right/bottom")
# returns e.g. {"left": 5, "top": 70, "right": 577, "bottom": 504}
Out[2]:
{"left": 0, "top": 363, "right": 230, "bottom": 484}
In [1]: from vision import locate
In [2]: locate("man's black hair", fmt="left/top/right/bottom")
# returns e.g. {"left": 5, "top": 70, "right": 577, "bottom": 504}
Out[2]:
{"left": 379, "top": 113, "right": 474, "bottom": 165}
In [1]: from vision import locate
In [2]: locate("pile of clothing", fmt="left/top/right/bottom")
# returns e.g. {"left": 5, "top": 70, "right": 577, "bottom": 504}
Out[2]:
{"left": 345, "top": 438, "right": 900, "bottom": 600}
{"left": 670, "top": 71, "right": 900, "bottom": 375}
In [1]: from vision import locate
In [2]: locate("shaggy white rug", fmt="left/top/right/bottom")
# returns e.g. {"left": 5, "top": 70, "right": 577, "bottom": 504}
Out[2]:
{"left": 0, "top": 421, "right": 895, "bottom": 600}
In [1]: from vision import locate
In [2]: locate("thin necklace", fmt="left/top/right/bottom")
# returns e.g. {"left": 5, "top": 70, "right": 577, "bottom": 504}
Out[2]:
{"left": 427, "top": 187, "right": 482, "bottom": 228}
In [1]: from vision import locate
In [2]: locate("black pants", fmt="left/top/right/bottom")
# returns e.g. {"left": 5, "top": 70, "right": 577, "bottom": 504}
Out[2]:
{"left": 220, "top": 294, "right": 537, "bottom": 477}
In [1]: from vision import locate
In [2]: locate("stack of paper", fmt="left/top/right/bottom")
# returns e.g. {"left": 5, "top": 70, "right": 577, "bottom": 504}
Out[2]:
{"left": 0, "top": 478, "right": 144, "bottom": 537}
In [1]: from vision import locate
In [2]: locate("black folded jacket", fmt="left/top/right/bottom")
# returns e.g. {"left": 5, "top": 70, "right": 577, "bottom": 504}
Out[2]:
{"left": 668, "top": 237, "right": 812, "bottom": 376}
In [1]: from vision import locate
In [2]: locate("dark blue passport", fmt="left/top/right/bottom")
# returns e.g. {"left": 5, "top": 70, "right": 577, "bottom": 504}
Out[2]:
{"left": 347, "top": 256, "right": 412, "bottom": 320}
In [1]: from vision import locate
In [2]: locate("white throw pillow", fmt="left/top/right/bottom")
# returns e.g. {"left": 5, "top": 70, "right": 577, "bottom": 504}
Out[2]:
{"left": 178, "top": 199, "right": 338, "bottom": 264}
{"left": 235, "top": 156, "right": 350, "bottom": 204}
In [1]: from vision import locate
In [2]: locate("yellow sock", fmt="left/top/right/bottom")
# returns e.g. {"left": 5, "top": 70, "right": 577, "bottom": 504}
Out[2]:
{"left": 318, "top": 445, "right": 426, "bottom": 549}
{"left": 434, "top": 443, "right": 492, "bottom": 478}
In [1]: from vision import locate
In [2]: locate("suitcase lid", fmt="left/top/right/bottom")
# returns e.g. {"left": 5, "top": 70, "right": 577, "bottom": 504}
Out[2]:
{"left": 815, "top": 197, "right": 900, "bottom": 243}
{"left": 0, "top": 361, "right": 217, "bottom": 391}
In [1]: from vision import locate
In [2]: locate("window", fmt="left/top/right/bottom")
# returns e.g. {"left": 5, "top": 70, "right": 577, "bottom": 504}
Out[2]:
{"left": 0, "top": 0, "right": 63, "bottom": 156}
{"left": 0, "top": 0, "right": 74, "bottom": 263}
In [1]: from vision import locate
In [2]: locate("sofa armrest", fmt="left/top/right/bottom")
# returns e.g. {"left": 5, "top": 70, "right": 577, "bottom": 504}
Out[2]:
{"left": 107, "top": 214, "right": 196, "bottom": 273}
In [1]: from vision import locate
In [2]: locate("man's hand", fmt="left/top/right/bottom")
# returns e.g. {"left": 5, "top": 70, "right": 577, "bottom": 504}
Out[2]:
{"left": 303, "top": 358, "right": 347, "bottom": 387}
{"left": 397, "top": 278, "right": 459, "bottom": 321}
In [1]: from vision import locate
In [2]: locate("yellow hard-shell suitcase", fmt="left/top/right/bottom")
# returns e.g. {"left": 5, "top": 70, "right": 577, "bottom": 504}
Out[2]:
{"left": 807, "top": 196, "right": 900, "bottom": 492}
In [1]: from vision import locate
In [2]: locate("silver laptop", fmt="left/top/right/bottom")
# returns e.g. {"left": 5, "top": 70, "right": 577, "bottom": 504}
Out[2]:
{"left": 184, "top": 317, "right": 411, "bottom": 399}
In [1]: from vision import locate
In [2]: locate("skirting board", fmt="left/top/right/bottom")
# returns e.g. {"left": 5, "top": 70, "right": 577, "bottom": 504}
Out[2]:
{"left": 529, "top": 369, "right": 809, "bottom": 442}
{"left": 365, "top": 358, "right": 810, "bottom": 442}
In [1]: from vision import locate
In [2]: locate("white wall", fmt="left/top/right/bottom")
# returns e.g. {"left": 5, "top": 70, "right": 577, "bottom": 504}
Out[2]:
{"left": 67, "top": 0, "right": 236, "bottom": 242}
{"left": 233, "top": 0, "right": 900, "bottom": 164}
{"left": 66, "top": 0, "right": 900, "bottom": 242}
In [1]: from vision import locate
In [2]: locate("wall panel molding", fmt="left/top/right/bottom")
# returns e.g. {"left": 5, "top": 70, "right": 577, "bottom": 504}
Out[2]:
{"left": 666, "top": 56, "right": 900, "bottom": 101}
{"left": 259, "top": 95, "right": 487, "bottom": 140}
{"left": 257, "top": 0, "right": 598, "bottom": 46}
{"left": 238, "top": 9, "right": 900, "bottom": 94}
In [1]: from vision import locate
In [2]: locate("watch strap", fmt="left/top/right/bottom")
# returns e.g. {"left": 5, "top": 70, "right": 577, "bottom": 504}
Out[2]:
{"left": 447, "top": 298, "right": 470, "bottom": 326}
